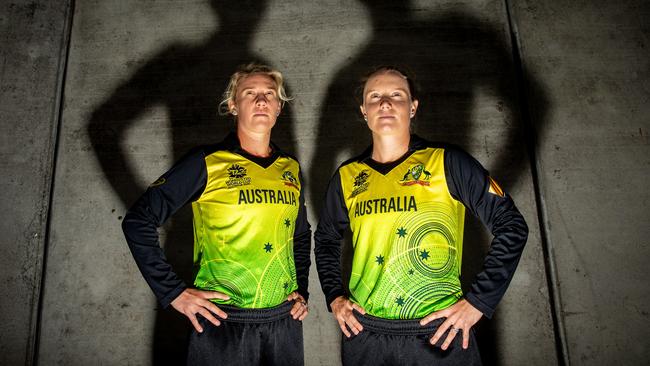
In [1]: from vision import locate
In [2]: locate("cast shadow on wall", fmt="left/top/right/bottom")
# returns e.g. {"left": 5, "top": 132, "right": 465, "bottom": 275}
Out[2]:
{"left": 309, "top": 2, "right": 548, "bottom": 365}
{"left": 87, "top": 1, "right": 298, "bottom": 364}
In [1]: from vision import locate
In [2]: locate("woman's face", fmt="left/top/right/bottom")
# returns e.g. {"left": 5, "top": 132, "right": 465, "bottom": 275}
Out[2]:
{"left": 229, "top": 73, "right": 281, "bottom": 134}
{"left": 360, "top": 71, "right": 418, "bottom": 137}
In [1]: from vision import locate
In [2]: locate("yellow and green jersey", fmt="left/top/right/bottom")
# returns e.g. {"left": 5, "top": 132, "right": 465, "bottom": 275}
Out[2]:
{"left": 123, "top": 132, "right": 311, "bottom": 309}
{"left": 315, "top": 135, "right": 527, "bottom": 319}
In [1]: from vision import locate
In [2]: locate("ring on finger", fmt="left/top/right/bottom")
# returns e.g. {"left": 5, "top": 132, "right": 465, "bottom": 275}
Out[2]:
{"left": 450, "top": 327, "right": 461, "bottom": 332}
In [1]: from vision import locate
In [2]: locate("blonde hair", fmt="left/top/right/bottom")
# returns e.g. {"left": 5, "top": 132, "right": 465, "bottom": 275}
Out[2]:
{"left": 218, "top": 63, "right": 292, "bottom": 115}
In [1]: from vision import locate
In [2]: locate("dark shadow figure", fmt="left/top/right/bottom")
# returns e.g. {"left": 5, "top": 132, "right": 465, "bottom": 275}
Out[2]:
{"left": 309, "top": 1, "right": 548, "bottom": 364}
{"left": 88, "top": 1, "right": 297, "bottom": 364}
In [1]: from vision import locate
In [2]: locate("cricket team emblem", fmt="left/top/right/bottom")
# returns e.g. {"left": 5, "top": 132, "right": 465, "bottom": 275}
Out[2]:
{"left": 400, "top": 164, "right": 431, "bottom": 186}
{"left": 281, "top": 171, "right": 299, "bottom": 189}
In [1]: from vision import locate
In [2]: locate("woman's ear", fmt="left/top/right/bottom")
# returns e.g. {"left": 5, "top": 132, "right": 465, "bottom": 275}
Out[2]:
{"left": 228, "top": 99, "right": 237, "bottom": 115}
{"left": 410, "top": 99, "right": 419, "bottom": 117}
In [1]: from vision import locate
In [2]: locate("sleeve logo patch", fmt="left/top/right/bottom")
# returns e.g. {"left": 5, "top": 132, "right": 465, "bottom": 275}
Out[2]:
{"left": 488, "top": 176, "right": 505, "bottom": 197}
{"left": 150, "top": 177, "right": 166, "bottom": 187}
{"left": 281, "top": 171, "right": 299, "bottom": 190}
{"left": 399, "top": 164, "right": 431, "bottom": 186}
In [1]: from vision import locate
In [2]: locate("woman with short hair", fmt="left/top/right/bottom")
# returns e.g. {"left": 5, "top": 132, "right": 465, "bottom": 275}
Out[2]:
{"left": 123, "top": 63, "right": 311, "bottom": 366}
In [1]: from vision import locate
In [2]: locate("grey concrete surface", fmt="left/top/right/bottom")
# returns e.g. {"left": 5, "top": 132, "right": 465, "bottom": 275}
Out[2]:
{"left": 0, "top": 1, "right": 71, "bottom": 365}
{"left": 4, "top": 0, "right": 648, "bottom": 365}
{"left": 511, "top": 1, "right": 650, "bottom": 364}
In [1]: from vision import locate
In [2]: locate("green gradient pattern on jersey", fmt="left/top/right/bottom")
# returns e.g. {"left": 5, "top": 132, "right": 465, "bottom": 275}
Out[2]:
{"left": 192, "top": 150, "right": 301, "bottom": 308}
{"left": 339, "top": 147, "right": 465, "bottom": 319}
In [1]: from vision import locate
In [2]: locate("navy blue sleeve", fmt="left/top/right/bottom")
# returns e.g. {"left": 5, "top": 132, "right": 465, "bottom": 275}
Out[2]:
{"left": 444, "top": 147, "right": 528, "bottom": 318}
{"left": 314, "top": 170, "right": 350, "bottom": 310}
{"left": 122, "top": 148, "right": 207, "bottom": 308}
{"left": 293, "top": 167, "right": 312, "bottom": 301}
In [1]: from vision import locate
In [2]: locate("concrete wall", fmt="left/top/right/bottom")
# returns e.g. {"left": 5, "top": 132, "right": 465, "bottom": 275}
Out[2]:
{"left": 0, "top": 1, "right": 71, "bottom": 365}
{"left": 1, "top": 0, "right": 647, "bottom": 365}
{"left": 511, "top": 1, "right": 650, "bottom": 364}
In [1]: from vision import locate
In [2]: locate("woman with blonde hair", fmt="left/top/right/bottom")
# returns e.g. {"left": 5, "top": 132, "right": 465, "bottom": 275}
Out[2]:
{"left": 123, "top": 63, "right": 311, "bottom": 365}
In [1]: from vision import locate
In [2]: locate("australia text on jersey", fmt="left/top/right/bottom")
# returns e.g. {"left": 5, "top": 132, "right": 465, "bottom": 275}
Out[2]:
{"left": 238, "top": 189, "right": 297, "bottom": 206}
{"left": 353, "top": 195, "right": 417, "bottom": 217}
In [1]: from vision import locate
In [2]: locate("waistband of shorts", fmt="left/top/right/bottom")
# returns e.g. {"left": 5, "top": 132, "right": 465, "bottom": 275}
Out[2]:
{"left": 354, "top": 310, "right": 444, "bottom": 335}
{"left": 218, "top": 301, "right": 293, "bottom": 324}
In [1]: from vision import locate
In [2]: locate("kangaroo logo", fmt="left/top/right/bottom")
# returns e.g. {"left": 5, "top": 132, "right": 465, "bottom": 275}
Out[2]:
{"left": 281, "top": 171, "right": 299, "bottom": 189}
{"left": 400, "top": 164, "right": 431, "bottom": 186}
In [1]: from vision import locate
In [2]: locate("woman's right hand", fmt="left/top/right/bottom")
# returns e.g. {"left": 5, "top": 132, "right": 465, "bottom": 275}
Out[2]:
{"left": 170, "top": 288, "right": 230, "bottom": 333}
{"left": 330, "top": 296, "right": 366, "bottom": 337}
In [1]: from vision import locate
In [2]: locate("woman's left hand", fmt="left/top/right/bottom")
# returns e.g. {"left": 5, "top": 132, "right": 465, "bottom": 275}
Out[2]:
{"left": 287, "top": 292, "right": 309, "bottom": 321}
{"left": 420, "top": 299, "right": 483, "bottom": 350}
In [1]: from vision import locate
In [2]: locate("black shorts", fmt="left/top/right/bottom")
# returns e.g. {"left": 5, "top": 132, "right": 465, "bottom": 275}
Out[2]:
{"left": 187, "top": 301, "right": 303, "bottom": 366}
{"left": 342, "top": 311, "right": 482, "bottom": 366}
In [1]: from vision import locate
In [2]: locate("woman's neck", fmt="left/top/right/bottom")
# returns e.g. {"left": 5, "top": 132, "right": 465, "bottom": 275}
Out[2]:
{"left": 371, "top": 133, "right": 410, "bottom": 163}
{"left": 237, "top": 128, "right": 271, "bottom": 157}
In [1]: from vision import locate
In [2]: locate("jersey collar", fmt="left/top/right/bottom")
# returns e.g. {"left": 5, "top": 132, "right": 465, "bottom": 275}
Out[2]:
{"left": 222, "top": 131, "right": 284, "bottom": 168}
{"left": 359, "top": 134, "right": 427, "bottom": 175}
